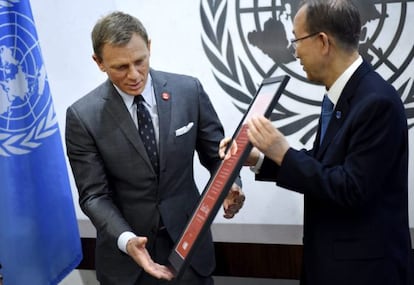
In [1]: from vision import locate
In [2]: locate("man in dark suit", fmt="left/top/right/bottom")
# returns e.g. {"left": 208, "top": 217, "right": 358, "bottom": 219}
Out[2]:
{"left": 221, "top": 0, "right": 413, "bottom": 284}
{"left": 65, "top": 11, "right": 244, "bottom": 285}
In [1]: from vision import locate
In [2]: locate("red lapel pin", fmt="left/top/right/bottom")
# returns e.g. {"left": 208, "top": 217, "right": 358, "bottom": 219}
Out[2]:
{"left": 162, "top": 92, "right": 170, "bottom": 100}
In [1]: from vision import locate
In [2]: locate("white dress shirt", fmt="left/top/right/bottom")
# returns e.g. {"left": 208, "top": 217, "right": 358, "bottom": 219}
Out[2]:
{"left": 113, "top": 75, "right": 159, "bottom": 253}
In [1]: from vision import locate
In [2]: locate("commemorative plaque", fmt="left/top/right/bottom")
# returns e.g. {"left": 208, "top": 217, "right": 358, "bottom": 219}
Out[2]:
{"left": 168, "top": 75, "right": 290, "bottom": 278}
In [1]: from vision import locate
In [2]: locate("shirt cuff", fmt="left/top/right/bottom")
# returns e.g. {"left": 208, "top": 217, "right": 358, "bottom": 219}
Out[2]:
{"left": 117, "top": 231, "right": 137, "bottom": 254}
{"left": 249, "top": 152, "right": 264, "bottom": 174}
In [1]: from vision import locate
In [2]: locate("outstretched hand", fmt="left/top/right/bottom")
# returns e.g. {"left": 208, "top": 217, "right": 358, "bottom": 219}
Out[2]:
{"left": 126, "top": 236, "right": 174, "bottom": 280}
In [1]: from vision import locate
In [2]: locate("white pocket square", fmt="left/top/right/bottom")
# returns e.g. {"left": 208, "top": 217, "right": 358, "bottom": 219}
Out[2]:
{"left": 175, "top": 122, "right": 194, "bottom": 137}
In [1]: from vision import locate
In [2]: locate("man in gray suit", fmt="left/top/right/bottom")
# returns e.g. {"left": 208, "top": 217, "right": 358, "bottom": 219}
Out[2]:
{"left": 65, "top": 11, "right": 244, "bottom": 285}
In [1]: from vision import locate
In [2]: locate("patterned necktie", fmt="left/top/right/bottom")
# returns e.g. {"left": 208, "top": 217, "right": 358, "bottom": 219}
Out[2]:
{"left": 134, "top": 96, "right": 159, "bottom": 173}
{"left": 320, "top": 94, "right": 334, "bottom": 144}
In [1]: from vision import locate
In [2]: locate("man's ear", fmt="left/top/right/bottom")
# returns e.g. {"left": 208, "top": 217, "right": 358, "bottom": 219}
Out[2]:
{"left": 147, "top": 39, "right": 151, "bottom": 56}
{"left": 319, "top": 32, "right": 330, "bottom": 55}
{"left": 92, "top": 54, "right": 105, "bottom": 72}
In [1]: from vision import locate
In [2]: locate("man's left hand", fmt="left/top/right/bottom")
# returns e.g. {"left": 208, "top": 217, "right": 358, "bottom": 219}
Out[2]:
{"left": 223, "top": 183, "right": 245, "bottom": 219}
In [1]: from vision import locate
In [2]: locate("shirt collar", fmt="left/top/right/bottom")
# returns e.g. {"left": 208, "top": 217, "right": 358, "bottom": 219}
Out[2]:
{"left": 114, "top": 74, "right": 154, "bottom": 109}
{"left": 326, "top": 55, "right": 363, "bottom": 105}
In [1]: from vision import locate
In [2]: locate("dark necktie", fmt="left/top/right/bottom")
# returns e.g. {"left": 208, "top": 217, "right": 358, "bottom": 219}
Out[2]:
{"left": 134, "top": 96, "right": 159, "bottom": 173}
{"left": 320, "top": 94, "right": 334, "bottom": 144}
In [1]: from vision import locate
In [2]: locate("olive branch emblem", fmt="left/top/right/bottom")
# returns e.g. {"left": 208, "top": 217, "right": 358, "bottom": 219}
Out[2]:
{"left": 201, "top": 0, "right": 414, "bottom": 141}
{"left": 399, "top": 79, "right": 414, "bottom": 129}
{"left": 200, "top": 0, "right": 318, "bottom": 145}
{"left": 0, "top": 0, "right": 19, "bottom": 9}
{"left": 201, "top": 0, "right": 256, "bottom": 112}
{"left": 0, "top": 104, "right": 59, "bottom": 156}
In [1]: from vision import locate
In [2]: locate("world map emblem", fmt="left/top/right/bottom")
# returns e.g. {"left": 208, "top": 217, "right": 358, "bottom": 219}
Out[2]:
{"left": 0, "top": 3, "right": 58, "bottom": 156}
{"left": 200, "top": 0, "right": 414, "bottom": 147}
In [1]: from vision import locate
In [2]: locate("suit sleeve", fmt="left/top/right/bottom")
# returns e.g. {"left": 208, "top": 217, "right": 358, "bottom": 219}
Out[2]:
{"left": 65, "top": 106, "right": 132, "bottom": 242}
{"left": 192, "top": 79, "right": 243, "bottom": 187}
{"left": 193, "top": 79, "right": 225, "bottom": 173}
{"left": 275, "top": 91, "right": 408, "bottom": 208}
{"left": 255, "top": 156, "right": 280, "bottom": 182}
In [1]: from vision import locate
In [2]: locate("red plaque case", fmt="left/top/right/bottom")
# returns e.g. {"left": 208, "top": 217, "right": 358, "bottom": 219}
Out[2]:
{"left": 168, "top": 75, "right": 290, "bottom": 278}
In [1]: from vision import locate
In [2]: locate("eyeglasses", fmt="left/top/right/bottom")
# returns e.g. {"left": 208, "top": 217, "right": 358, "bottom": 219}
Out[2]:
{"left": 290, "top": 32, "right": 320, "bottom": 50}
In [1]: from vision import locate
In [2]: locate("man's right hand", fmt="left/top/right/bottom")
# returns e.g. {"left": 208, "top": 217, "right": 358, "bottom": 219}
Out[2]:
{"left": 126, "top": 236, "right": 174, "bottom": 280}
{"left": 219, "top": 137, "right": 261, "bottom": 166}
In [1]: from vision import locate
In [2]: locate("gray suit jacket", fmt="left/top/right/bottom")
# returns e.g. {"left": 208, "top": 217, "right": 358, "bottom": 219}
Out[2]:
{"left": 66, "top": 69, "right": 224, "bottom": 284}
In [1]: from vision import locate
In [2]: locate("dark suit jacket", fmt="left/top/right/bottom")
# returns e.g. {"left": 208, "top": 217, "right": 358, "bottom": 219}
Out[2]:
{"left": 257, "top": 61, "right": 413, "bottom": 285}
{"left": 66, "top": 69, "right": 224, "bottom": 284}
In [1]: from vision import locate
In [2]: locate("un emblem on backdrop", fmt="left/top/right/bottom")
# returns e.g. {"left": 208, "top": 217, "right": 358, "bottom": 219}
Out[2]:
{"left": 0, "top": 2, "right": 58, "bottom": 156}
{"left": 200, "top": 0, "right": 414, "bottom": 146}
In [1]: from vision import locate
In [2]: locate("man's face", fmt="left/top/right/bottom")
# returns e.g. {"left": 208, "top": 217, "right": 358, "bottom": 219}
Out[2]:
{"left": 94, "top": 33, "right": 151, "bottom": 95}
{"left": 292, "top": 6, "right": 323, "bottom": 84}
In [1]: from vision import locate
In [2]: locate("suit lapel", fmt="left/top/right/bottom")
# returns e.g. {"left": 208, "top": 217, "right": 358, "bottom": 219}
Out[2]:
{"left": 316, "top": 61, "right": 372, "bottom": 158}
{"left": 151, "top": 70, "right": 172, "bottom": 172}
{"left": 102, "top": 81, "right": 154, "bottom": 169}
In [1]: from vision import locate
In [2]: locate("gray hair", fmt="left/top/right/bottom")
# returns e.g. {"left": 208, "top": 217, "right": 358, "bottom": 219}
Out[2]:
{"left": 300, "top": 0, "right": 361, "bottom": 52}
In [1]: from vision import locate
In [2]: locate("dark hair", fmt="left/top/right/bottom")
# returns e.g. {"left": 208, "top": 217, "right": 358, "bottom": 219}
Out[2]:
{"left": 300, "top": 0, "right": 361, "bottom": 52}
{"left": 91, "top": 11, "right": 149, "bottom": 61}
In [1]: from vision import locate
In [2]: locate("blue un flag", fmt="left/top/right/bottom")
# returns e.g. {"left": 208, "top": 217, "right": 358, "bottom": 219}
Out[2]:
{"left": 0, "top": 1, "right": 82, "bottom": 284}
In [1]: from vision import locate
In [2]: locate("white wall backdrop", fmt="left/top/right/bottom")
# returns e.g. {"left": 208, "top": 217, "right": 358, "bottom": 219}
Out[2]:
{"left": 29, "top": 0, "right": 414, "bottom": 238}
